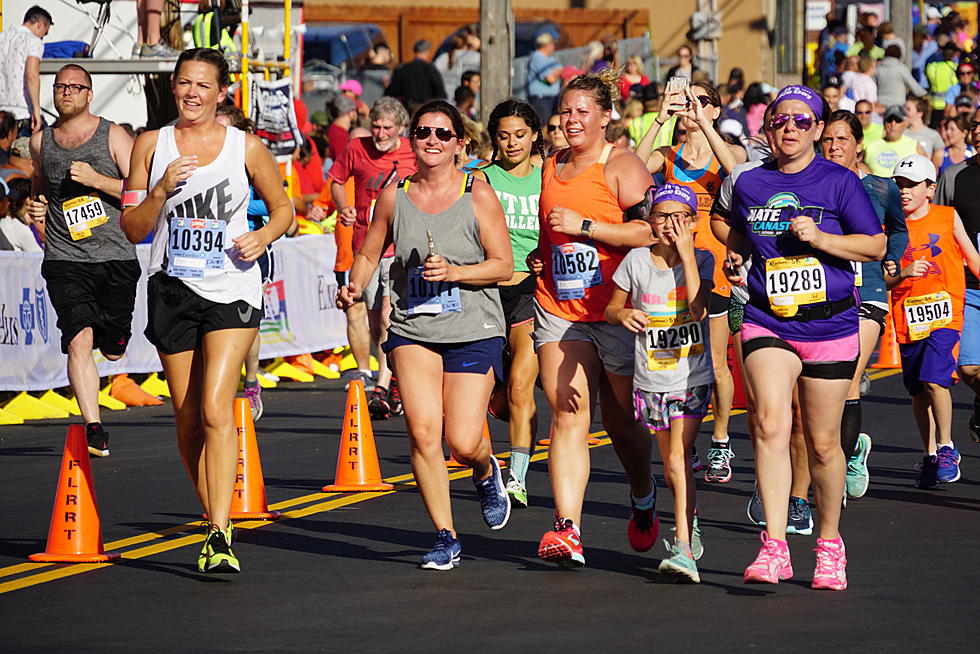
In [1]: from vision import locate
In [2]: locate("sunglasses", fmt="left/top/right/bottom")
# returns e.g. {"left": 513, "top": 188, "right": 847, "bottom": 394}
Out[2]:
{"left": 959, "top": 70, "right": 975, "bottom": 75}
{"left": 547, "top": 125, "right": 560, "bottom": 132}
{"left": 855, "top": 110, "right": 872, "bottom": 115}
{"left": 695, "top": 95, "right": 713, "bottom": 108}
{"left": 412, "top": 126, "right": 457, "bottom": 142}
{"left": 970, "top": 121, "right": 980, "bottom": 130}
{"left": 770, "top": 113, "right": 814, "bottom": 131}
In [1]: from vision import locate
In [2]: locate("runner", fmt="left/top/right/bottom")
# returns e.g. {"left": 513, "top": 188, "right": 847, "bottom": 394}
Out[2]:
{"left": 605, "top": 184, "right": 714, "bottom": 583}
{"left": 886, "top": 154, "right": 980, "bottom": 488}
{"left": 637, "top": 81, "right": 747, "bottom": 484}
{"left": 529, "top": 70, "right": 659, "bottom": 569}
{"left": 820, "top": 109, "right": 909, "bottom": 499}
{"left": 120, "top": 48, "right": 293, "bottom": 573}
{"left": 726, "top": 85, "right": 885, "bottom": 590}
{"left": 474, "top": 99, "right": 542, "bottom": 509}
{"left": 337, "top": 100, "right": 513, "bottom": 570}
{"left": 26, "top": 63, "right": 138, "bottom": 458}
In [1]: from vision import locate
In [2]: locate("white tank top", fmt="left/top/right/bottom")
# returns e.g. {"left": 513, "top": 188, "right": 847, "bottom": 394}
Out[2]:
{"left": 147, "top": 125, "right": 260, "bottom": 308}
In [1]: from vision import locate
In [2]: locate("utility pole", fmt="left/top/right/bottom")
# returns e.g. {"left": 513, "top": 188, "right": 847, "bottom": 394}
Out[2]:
{"left": 891, "top": 0, "right": 913, "bottom": 65}
{"left": 480, "top": 0, "right": 514, "bottom": 124}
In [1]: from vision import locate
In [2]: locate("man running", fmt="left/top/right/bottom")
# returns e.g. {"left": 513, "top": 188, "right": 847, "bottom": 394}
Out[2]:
{"left": 27, "top": 64, "right": 138, "bottom": 457}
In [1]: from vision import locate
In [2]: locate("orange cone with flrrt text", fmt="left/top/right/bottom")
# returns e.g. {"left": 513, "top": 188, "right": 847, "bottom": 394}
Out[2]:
{"left": 110, "top": 373, "right": 164, "bottom": 406}
{"left": 447, "top": 418, "right": 505, "bottom": 468}
{"left": 323, "top": 380, "right": 393, "bottom": 491}
{"left": 30, "top": 425, "right": 119, "bottom": 562}
{"left": 228, "top": 398, "right": 281, "bottom": 519}
{"left": 872, "top": 308, "right": 901, "bottom": 369}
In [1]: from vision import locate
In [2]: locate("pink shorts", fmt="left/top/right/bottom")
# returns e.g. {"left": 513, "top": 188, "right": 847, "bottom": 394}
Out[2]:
{"left": 741, "top": 322, "right": 859, "bottom": 380}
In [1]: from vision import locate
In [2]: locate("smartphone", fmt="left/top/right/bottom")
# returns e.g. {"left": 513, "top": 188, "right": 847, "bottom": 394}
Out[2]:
{"left": 666, "top": 76, "right": 690, "bottom": 110}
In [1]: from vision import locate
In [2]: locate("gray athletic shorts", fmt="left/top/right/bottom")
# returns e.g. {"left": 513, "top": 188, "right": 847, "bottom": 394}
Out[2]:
{"left": 531, "top": 300, "right": 635, "bottom": 377}
{"left": 364, "top": 257, "right": 392, "bottom": 311}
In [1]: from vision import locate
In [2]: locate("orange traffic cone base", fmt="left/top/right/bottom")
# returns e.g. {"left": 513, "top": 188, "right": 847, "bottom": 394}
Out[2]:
{"left": 323, "top": 481, "right": 393, "bottom": 492}
{"left": 29, "top": 550, "right": 119, "bottom": 563}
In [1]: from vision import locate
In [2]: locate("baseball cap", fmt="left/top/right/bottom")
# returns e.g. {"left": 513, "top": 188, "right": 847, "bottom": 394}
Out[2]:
{"left": 339, "top": 80, "right": 363, "bottom": 96}
{"left": 892, "top": 154, "right": 936, "bottom": 183}
{"left": 719, "top": 118, "right": 744, "bottom": 139}
{"left": 10, "top": 137, "right": 30, "bottom": 158}
{"left": 332, "top": 94, "right": 357, "bottom": 114}
{"left": 957, "top": 62, "right": 976, "bottom": 73}
{"left": 955, "top": 94, "right": 975, "bottom": 108}
{"left": 883, "top": 104, "right": 906, "bottom": 121}
{"left": 927, "top": 7, "right": 942, "bottom": 19}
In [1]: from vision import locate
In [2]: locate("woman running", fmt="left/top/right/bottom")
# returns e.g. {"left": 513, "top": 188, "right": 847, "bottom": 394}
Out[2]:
{"left": 726, "top": 85, "right": 885, "bottom": 590}
{"left": 821, "top": 109, "right": 908, "bottom": 499}
{"left": 121, "top": 49, "right": 293, "bottom": 572}
{"left": 636, "top": 81, "right": 747, "bottom": 484}
{"left": 476, "top": 99, "right": 543, "bottom": 508}
{"left": 337, "top": 100, "right": 513, "bottom": 570}
{"left": 530, "top": 70, "right": 658, "bottom": 568}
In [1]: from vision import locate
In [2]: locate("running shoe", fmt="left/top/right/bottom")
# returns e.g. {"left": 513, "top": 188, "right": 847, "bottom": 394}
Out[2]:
{"left": 970, "top": 406, "right": 980, "bottom": 443}
{"left": 198, "top": 522, "right": 236, "bottom": 571}
{"left": 811, "top": 537, "right": 847, "bottom": 591}
{"left": 505, "top": 475, "right": 528, "bottom": 509}
{"left": 86, "top": 423, "right": 109, "bottom": 458}
{"left": 743, "top": 531, "right": 793, "bottom": 584}
{"left": 746, "top": 485, "right": 766, "bottom": 527}
{"left": 538, "top": 517, "right": 585, "bottom": 569}
{"left": 388, "top": 378, "right": 403, "bottom": 416}
{"left": 367, "top": 385, "right": 391, "bottom": 420}
{"left": 473, "top": 457, "right": 510, "bottom": 530}
{"left": 244, "top": 383, "right": 263, "bottom": 421}
{"left": 787, "top": 496, "right": 814, "bottom": 536}
{"left": 916, "top": 455, "right": 939, "bottom": 489}
{"left": 704, "top": 441, "right": 734, "bottom": 483}
{"left": 846, "top": 433, "right": 872, "bottom": 498}
{"left": 690, "top": 447, "right": 704, "bottom": 473}
{"left": 658, "top": 538, "right": 701, "bottom": 583}
{"left": 201, "top": 525, "right": 240, "bottom": 573}
{"left": 859, "top": 371, "right": 871, "bottom": 396}
{"left": 139, "top": 41, "right": 180, "bottom": 58}
{"left": 420, "top": 529, "right": 461, "bottom": 570}
{"left": 936, "top": 444, "right": 961, "bottom": 483}
{"left": 627, "top": 483, "right": 659, "bottom": 552}
{"left": 691, "top": 513, "right": 704, "bottom": 561}
{"left": 344, "top": 370, "right": 375, "bottom": 391}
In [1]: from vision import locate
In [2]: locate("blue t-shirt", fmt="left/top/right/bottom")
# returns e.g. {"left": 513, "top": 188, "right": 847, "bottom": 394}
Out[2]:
{"left": 858, "top": 174, "right": 908, "bottom": 305}
{"left": 729, "top": 156, "right": 882, "bottom": 340}
{"left": 527, "top": 51, "right": 560, "bottom": 98}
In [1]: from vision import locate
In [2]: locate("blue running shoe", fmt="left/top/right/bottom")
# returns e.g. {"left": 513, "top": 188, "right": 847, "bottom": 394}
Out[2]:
{"left": 420, "top": 529, "right": 461, "bottom": 570}
{"left": 916, "top": 455, "right": 939, "bottom": 489}
{"left": 747, "top": 485, "right": 766, "bottom": 527}
{"left": 786, "top": 496, "right": 813, "bottom": 536}
{"left": 936, "top": 445, "right": 961, "bottom": 483}
{"left": 473, "top": 457, "right": 511, "bottom": 530}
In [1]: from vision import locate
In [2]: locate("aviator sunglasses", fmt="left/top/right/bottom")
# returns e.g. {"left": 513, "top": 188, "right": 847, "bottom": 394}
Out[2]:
{"left": 770, "top": 112, "right": 814, "bottom": 131}
{"left": 413, "top": 126, "right": 457, "bottom": 142}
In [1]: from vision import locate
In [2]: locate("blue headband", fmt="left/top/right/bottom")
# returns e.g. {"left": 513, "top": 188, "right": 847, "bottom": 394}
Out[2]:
{"left": 651, "top": 184, "right": 698, "bottom": 215}
{"left": 773, "top": 84, "right": 824, "bottom": 121}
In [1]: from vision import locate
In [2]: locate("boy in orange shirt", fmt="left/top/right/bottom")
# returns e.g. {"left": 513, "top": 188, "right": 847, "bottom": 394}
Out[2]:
{"left": 887, "top": 155, "right": 980, "bottom": 489}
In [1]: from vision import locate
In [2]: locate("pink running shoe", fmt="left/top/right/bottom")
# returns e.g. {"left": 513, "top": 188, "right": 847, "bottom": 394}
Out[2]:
{"left": 811, "top": 537, "right": 848, "bottom": 590}
{"left": 743, "top": 531, "right": 793, "bottom": 584}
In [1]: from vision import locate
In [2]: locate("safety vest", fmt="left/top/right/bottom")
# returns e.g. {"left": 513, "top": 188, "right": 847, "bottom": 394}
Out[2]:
{"left": 628, "top": 112, "right": 678, "bottom": 150}
{"left": 926, "top": 59, "right": 957, "bottom": 111}
{"left": 193, "top": 12, "right": 236, "bottom": 54}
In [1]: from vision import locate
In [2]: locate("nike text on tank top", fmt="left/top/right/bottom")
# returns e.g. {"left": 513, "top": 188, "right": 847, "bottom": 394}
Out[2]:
{"left": 536, "top": 143, "right": 628, "bottom": 322}
{"left": 388, "top": 174, "right": 505, "bottom": 343}
{"left": 664, "top": 143, "right": 729, "bottom": 297}
{"left": 888, "top": 204, "right": 966, "bottom": 343}
{"left": 482, "top": 163, "right": 541, "bottom": 273}
{"left": 40, "top": 118, "right": 135, "bottom": 263}
{"left": 147, "top": 125, "right": 260, "bottom": 308}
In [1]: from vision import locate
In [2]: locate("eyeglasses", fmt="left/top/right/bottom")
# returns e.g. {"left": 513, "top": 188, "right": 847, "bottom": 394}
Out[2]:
{"left": 52, "top": 83, "right": 90, "bottom": 95}
{"left": 412, "top": 126, "right": 457, "bottom": 142}
{"left": 649, "top": 211, "right": 694, "bottom": 223}
{"left": 547, "top": 125, "right": 560, "bottom": 132}
{"left": 770, "top": 113, "right": 814, "bottom": 131}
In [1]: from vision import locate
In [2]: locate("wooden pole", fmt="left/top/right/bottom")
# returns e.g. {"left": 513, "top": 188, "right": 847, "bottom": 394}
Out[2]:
{"left": 480, "top": 0, "right": 514, "bottom": 124}
{"left": 891, "top": 0, "right": 913, "bottom": 65}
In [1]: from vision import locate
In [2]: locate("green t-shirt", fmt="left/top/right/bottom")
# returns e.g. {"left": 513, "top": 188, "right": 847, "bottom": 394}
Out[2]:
{"left": 864, "top": 134, "right": 919, "bottom": 177}
{"left": 483, "top": 163, "right": 541, "bottom": 272}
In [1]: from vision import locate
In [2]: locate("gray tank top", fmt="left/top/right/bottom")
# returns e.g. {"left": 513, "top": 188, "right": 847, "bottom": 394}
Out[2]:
{"left": 41, "top": 118, "right": 135, "bottom": 262}
{"left": 389, "top": 174, "right": 505, "bottom": 343}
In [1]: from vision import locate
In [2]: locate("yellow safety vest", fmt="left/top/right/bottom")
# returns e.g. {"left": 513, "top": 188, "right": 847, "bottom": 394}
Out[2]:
{"left": 926, "top": 59, "right": 957, "bottom": 111}
{"left": 628, "top": 112, "right": 678, "bottom": 150}
{"left": 193, "top": 12, "right": 236, "bottom": 54}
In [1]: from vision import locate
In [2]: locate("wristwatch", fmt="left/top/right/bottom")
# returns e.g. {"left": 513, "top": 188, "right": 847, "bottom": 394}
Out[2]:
{"left": 580, "top": 219, "right": 594, "bottom": 237}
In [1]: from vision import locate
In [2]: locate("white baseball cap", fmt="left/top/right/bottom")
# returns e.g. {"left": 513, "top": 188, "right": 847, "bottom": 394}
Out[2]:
{"left": 892, "top": 154, "right": 936, "bottom": 183}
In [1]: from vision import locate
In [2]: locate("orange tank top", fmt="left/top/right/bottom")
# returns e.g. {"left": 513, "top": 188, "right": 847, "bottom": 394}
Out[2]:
{"left": 536, "top": 144, "right": 628, "bottom": 322}
{"left": 664, "top": 144, "right": 729, "bottom": 297}
{"left": 889, "top": 204, "right": 966, "bottom": 343}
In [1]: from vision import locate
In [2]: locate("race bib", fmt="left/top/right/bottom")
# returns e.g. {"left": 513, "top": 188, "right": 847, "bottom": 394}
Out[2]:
{"left": 851, "top": 261, "right": 863, "bottom": 287}
{"left": 765, "top": 256, "right": 826, "bottom": 317}
{"left": 166, "top": 217, "right": 227, "bottom": 279}
{"left": 551, "top": 242, "right": 602, "bottom": 300}
{"left": 904, "top": 291, "right": 953, "bottom": 341}
{"left": 62, "top": 195, "right": 107, "bottom": 241}
{"left": 407, "top": 266, "right": 461, "bottom": 315}
{"left": 645, "top": 313, "right": 705, "bottom": 371}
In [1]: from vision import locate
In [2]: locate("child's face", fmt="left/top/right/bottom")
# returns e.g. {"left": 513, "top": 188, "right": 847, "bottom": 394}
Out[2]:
{"left": 894, "top": 177, "right": 936, "bottom": 213}
{"left": 647, "top": 200, "right": 697, "bottom": 245}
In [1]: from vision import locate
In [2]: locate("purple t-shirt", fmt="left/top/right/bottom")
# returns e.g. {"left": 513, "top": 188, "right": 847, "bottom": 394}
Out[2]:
{"left": 729, "top": 156, "right": 882, "bottom": 341}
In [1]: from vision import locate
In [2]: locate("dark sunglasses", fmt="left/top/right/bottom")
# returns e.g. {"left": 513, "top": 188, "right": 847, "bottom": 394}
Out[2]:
{"left": 970, "top": 121, "right": 980, "bottom": 130}
{"left": 412, "top": 126, "right": 457, "bottom": 142}
{"left": 547, "top": 125, "right": 560, "bottom": 132}
{"left": 770, "top": 113, "right": 814, "bottom": 131}
{"left": 959, "top": 69, "right": 975, "bottom": 75}
{"left": 855, "top": 110, "right": 872, "bottom": 115}
{"left": 696, "top": 95, "right": 714, "bottom": 108}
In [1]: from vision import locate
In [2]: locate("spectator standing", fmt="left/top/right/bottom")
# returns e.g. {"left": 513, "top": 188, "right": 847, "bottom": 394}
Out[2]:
{"left": 0, "top": 6, "right": 52, "bottom": 135}
{"left": 911, "top": 25, "right": 938, "bottom": 86}
{"left": 339, "top": 80, "right": 370, "bottom": 122}
{"left": 385, "top": 39, "right": 447, "bottom": 116}
{"left": 879, "top": 22, "right": 906, "bottom": 60}
{"left": 618, "top": 55, "right": 649, "bottom": 101}
{"left": 847, "top": 27, "right": 884, "bottom": 61}
{"left": 460, "top": 70, "right": 481, "bottom": 117}
{"left": 856, "top": 99, "right": 883, "bottom": 142}
{"left": 864, "top": 105, "right": 926, "bottom": 176}
{"left": 944, "top": 61, "right": 979, "bottom": 106}
{"left": 847, "top": 57, "right": 878, "bottom": 103}
{"left": 327, "top": 95, "right": 357, "bottom": 162}
{"left": 905, "top": 96, "right": 945, "bottom": 170}
{"left": 0, "top": 177, "right": 41, "bottom": 252}
{"left": 0, "top": 112, "right": 17, "bottom": 165}
{"left": 875, "top": 45, "right": 928, "bottom": 107}
{"left": 626, "top": 84, "right": 677, "bottom": 151}
{"left": 926, "top": 41, "right": 960, "bottom": 118}
{"left": 821, "top": 26, "right": 850, "bottom": 88}
{"left": 360, "top": 44, "right": 393, "bottom": 108}
{"left": 527, "top": 33, "right": 562, "bottom": 125}
{"left": 592, "top": 36, "right": 619, "bottom": 73}
{"left": 664, "top": 44, "right": 700, "bottom": 82}
{"left": 939, "top": 114, "right": 976, "bottom": 173}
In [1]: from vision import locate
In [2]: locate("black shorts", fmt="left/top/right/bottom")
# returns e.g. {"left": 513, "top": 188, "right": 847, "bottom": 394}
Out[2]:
{"left": 709, "top": 292, "right": 729, "bottom": 318}
{"left": 41, "top": 258, "right": 141, "bottom": 356}
{"left": 499, "top": 275, "right": 536, "bottom": 328}
{"left": 858, "top": 301, "right": 888, "bottom": 333}
{"left": 145, "top": 272, "right": 262, "bottom": 354}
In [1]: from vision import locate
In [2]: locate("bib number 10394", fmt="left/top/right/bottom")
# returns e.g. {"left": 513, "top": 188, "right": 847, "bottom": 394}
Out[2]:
{"left": 166, "top": 217, "right": 227, "bottom": 279}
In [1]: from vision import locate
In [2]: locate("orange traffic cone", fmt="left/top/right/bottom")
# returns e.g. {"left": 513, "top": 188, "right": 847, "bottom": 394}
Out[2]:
{"left": 110, "top": 374, "right": 164, "bottom": 406}
{"left": 447, "top": 419, "right": 505, "bottom": 468}
{"left": 30, "top": 425, "right": 119, "bottom": 562}
{"left": 228, "top": 398, "right": 281, "bottom": 519}
{"left": 872, "top": 310, "right": 901, "bottom": 369}
{"left": 323, "top": 380, "right": 394, "bottom": 491}
{"left": 728, "top": 344, "right": 748, "bottom": 410}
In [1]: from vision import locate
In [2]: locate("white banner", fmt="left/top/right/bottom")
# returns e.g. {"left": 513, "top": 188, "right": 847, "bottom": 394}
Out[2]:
{"left": 0, "top": 235, "right": 346, "bottom": 392}
{"left": 250, "top": 77, "right": 302, "bottom": 158}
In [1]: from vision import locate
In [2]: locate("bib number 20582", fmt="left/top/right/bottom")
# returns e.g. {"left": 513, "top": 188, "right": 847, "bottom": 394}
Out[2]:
{"left": 551, "top": 242, "right": 602, "bottom": 300}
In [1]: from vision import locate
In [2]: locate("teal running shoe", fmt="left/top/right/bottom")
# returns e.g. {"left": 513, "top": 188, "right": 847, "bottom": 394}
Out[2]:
{"left": 846, "top": 433, "right": 872, "bottom": 498}
{"left": 658, "top": 539, "right": 700, "bottom": 583}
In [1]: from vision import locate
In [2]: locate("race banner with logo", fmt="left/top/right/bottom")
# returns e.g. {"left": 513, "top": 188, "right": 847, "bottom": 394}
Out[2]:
{"left": 250, "top": 77, "right": 303, "bottom": 157}
{"left": 0, "top": 235, "right": 346, "bottom": 392}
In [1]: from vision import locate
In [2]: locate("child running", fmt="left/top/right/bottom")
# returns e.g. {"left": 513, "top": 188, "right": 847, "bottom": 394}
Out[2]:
{"left": 605, "top": 184, "right": 714, "bottom": 583}
{"left": 886, "top": 154, "right": 980, "bottom": 488}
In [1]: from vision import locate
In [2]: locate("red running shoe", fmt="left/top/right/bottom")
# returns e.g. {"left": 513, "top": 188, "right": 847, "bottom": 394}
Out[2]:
{"left": 627, "top": 487, "right": 659, "bottom": 552}
{"left": 538, "top": 517, "right": 585, "bottom": 569}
